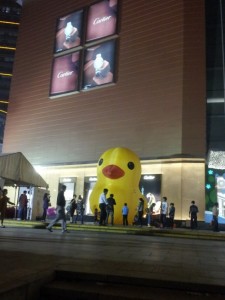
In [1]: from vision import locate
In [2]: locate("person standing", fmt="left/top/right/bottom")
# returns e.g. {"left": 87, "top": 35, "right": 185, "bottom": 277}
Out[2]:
{"left": 137, "top": 198, "right": 144, "bottom": 227}
{"left": 69, "top": 194, "right": 77, "bottom": 223}
{"left": 42, "top": 192, "right": 51, "bottom": 222}
{"left": 74, "top": 195, "right": 85, "bottom": 224}
{"left": 189, "top": 200, "right": 199, "bottom": 229}
{"left": 168, "top": 202, "right": 175, "bottom": 228}
{"left": 122, "top": 203, "right": 129, "bottom": 226}
{"left": 212, "top": 202, "right": 219, "bottom": 232}
{"left": 160, "top": 197, "right": 168, "bottom": 228}
{"left": 47, "top": 184, "right": 68, "bottom": 233}
{"left": 0, "top": 189, "right": 14, "bottom": 228}
{"left": 106, "top": 193, "right": 116, "bottom": 225}
{"left": 99, "top": 188, "right": 108, "bottom": 225}
{"left": 147, "top": 202, "right": 156, "bottom": 227}
{"left": 94, "top": 208, "right": 99, "bottom": 224}
{"left": 18, "top": 190, "right": 28, "bottom": 220}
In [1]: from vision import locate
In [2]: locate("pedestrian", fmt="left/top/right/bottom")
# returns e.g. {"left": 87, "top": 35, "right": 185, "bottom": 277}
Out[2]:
{"left": 74, "top": 195, "right": 85, "bottom": 224}
{"left": 106, "top": 193, "right": 116, "bottom": 225}
{"left": 47, "top": 184, "right": 69, "bottom": 233}
{"left": 0, "top": 189, "right": 14, "bottom": 228}
{"left": 147, "top": 202, "right": 156, "bottom": 227}
{"left": 69, "top": 194, "right": 77, "bottom": 223}
{"left": 169, "top": 202, "right": 175, "bottom": 228}
{"left": 212, "top": 202, "right": 219, "bottom": 232}
{"left": 99, "top": 188, "right": 108, "bottom": 225}
{"left": 18, "top": 190, "right": 28, "bottom": 220}
{"left": 42, "top": 192, "right": 51, "bottom": 222}
{"left": 122, "top": 202, "right": 129, "bottom": 226}
{"left": 94, "top": 208, "right": 99, "bottom": 224}
{"left": 160, "top": 197, "right": 168, "bottom": 228}
{"left": 189, "top": 200, "right": 199, "bottom": 229}
{"left": 137, "top": 198, "right": 144, "bottom": 227}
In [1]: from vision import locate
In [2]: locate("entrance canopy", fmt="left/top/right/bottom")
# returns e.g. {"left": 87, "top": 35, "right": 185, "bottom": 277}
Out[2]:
{"left": 0, "top": 152, "right": 48, "bottom": 188}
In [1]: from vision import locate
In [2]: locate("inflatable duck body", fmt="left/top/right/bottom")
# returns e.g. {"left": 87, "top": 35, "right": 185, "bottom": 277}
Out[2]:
{"left": 89, "top": 147, "right": 145, "bottom": 224}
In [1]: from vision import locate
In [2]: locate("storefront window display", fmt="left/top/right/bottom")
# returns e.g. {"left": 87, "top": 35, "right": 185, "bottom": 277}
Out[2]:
{"left": 205, "top": 168, "right": 225, "bottom": 224}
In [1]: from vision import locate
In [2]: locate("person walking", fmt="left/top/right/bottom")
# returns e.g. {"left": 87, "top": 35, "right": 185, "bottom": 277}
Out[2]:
{"left": 0, "top": 189, "right": 14, "bottom": 228}
{"left": 189, "top": 200, "right": 199, "bottom": 229}
{"left": 212, "top": 202, "right": 219, "bottom": 232}
{"left": 99, "top": 188, "right": 108, "bottom": 225}
{"left": 47, "top": 184, "right": 68, "bottom": 233}
{"left": 122, "top": 203, "right": 129, "bottom": 226}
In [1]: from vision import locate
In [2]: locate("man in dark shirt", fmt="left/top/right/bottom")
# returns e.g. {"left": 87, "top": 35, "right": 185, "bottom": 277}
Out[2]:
{"left": 47, "top": 184, "right": 68, "bottom": 233}
{"left": 106, "top": 193, "right": 116, "bottom": 225}
{"left": 18, "top": 190, "right": 28, "bottom": 220}
{"left": 189, "top": 200, "right": 199, "bottom": 229}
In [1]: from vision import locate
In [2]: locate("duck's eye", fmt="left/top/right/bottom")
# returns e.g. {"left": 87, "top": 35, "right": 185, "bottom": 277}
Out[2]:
{"left": 127, "top": 161, "right": 135, "bottom": 170}
{"left": 98, "top": 158, "right": 103, "bottom": 166}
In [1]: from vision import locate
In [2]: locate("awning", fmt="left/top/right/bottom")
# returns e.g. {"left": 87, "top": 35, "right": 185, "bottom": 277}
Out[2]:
{"left": 0, "top": 152, "right": 48, "bottom": 188}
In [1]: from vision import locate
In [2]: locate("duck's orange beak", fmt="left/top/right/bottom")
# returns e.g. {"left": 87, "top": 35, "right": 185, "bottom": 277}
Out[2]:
{"left": 102, "top": 164, "right": 125, "bottom": 179}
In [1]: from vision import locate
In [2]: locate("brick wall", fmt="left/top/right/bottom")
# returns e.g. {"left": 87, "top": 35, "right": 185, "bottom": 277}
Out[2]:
{"left": 3, "top": 0, "right": 206, "bottom": 165}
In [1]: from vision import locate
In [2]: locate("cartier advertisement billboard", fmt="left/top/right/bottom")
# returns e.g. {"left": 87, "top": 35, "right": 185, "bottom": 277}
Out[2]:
{"left": 86, "top": 0, "right": 118, "bottom": 42}
{"left": 54, "top": 10, "right": 83, "bottom": 53}
{"left": 50, "top": 52, "right": 80, "bottom": 96}
{"left": 50, "top": 0, "right": 119, "bottom": 97}
{"left": 83, "top": 39, "right": 116, "bottom": 89}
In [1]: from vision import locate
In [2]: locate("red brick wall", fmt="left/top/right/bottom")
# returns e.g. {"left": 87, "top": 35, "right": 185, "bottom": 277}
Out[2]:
{"left": 3, "top": 0, "right": 205, "bottom": 165}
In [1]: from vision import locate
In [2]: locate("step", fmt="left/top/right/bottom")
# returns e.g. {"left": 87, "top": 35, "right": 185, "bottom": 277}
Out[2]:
{"left": 40, "top": 270, "right": 225, "bottom": 300}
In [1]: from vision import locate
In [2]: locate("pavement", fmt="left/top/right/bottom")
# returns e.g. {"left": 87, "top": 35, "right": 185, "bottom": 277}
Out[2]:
{"left": 0, "top": 220, "right": 225, "bottom": 299}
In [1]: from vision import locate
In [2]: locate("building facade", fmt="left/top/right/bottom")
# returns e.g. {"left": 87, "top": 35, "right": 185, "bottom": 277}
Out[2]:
{"left": 0, "top": 0, "right": 21, "bottom": 150}
{"left": 2, "top": 0, "right": 206, "bottom": 221}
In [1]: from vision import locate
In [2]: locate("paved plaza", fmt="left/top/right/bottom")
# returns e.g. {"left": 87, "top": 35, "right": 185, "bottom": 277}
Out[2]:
{"left": 0, "top": 222, "right": 225, "bottom": 299}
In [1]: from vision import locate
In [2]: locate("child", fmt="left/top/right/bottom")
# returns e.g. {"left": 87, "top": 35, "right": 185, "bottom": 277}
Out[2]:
{"left": 122, "top": 203, "right": 129, "bottom": 226}
{"left": 94, "top": 208, "right": 99, "bottom": 224}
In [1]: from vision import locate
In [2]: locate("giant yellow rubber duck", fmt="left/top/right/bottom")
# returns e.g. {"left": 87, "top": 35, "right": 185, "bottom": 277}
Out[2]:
{"left": 89, "top": 147, "right": 145, "bottom": 224}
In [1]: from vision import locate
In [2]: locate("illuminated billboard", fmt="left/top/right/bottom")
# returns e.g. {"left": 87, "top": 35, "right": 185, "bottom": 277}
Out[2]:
{"left": 50, "top": 52, "right": 80, "bottom": 96}
{"left": 83, "top": 39, "right": 116, "bottom": 89}
{"left": 86, "top": 0, "right": 118, "bottom": 42}
{"left": 54, "top": 10, "right": 83, "bottom": 53}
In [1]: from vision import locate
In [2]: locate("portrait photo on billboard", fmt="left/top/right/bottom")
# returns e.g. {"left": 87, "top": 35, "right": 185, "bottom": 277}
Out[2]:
{"left": 86, "top": 0, "right": 118, "bottom": 42}
{"left": 50, "top": 52, "right": 80, "bottom": 96}
{"left": 82, "top": 39, "right": 117, "bottom": 90}
{"left": 54, "top": 9, "right": 83, "bottom": 53}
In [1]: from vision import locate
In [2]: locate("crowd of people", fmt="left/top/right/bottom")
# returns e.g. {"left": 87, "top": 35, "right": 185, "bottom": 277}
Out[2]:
{"left": 96, "top": 188, "right": 222, "bottom": 231}
{"left": 0, "top": 185, "right": 222, "bottom": 233}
